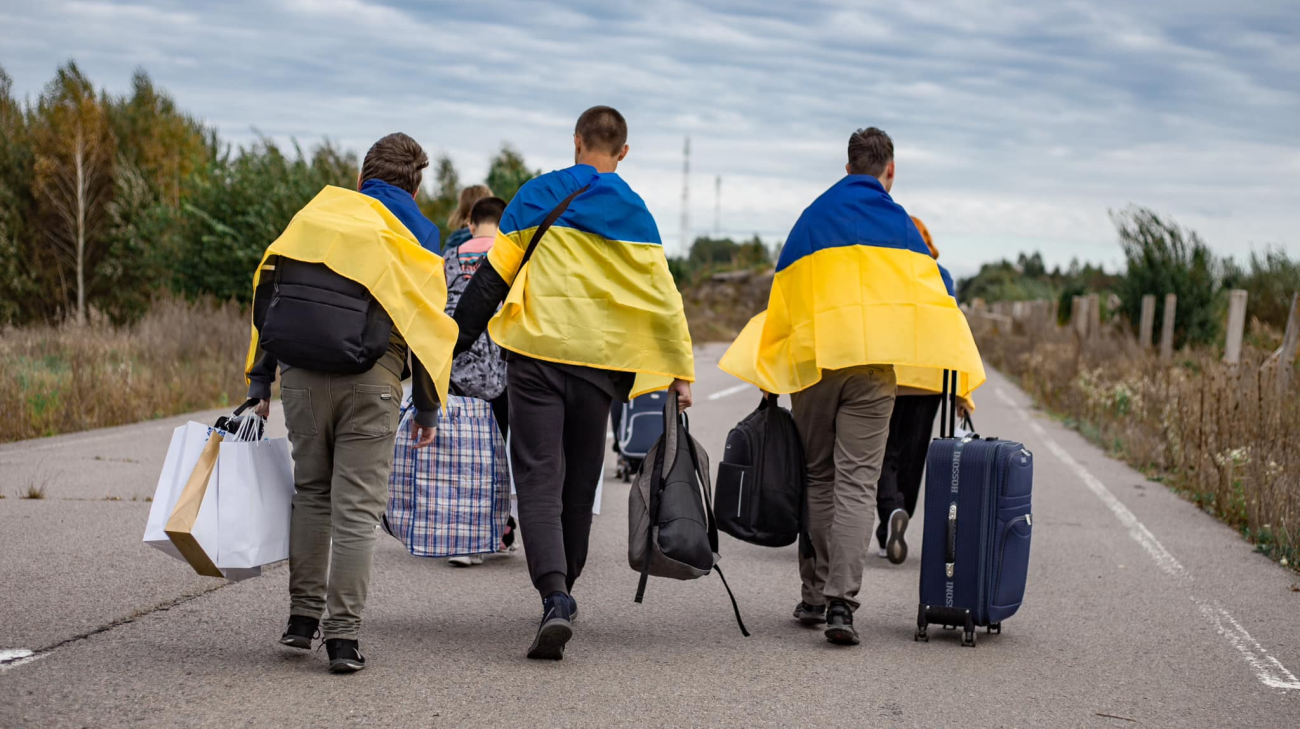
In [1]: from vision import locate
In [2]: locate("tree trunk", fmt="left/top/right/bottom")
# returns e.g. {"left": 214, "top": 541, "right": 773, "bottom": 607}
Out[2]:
{"left": 74, "top": 130, "right": 86, "bottom": 325}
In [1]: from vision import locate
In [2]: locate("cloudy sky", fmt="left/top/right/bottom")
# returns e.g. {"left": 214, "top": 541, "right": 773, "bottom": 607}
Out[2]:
{"left": 2, "top": 0, "right": 1297, "bottom": 277}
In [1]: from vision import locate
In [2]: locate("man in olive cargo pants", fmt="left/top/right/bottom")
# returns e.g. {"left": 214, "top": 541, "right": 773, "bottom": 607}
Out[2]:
{"left": 790, "top": 364, "right": 896, "bottom": 645}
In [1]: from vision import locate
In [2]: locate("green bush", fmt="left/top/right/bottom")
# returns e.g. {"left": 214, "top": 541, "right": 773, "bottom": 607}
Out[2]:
{"left": 1113, "top": 207, "right": 1222, "bottom": 348}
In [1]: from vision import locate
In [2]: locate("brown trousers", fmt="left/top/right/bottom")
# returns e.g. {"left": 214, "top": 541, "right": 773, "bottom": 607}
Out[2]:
{"left": 791, "top": 365, "right": 896, "bottom": 611}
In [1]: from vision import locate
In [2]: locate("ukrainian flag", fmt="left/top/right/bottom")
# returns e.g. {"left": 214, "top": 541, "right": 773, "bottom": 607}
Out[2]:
{"left": 245, "top": 185, "right": 458, "bottom": 406}
{"left": 486, "top": 164, "right": 694, "bottom": 397}
{"left": 719, "top": 176, "right": 984, "bottom": 397}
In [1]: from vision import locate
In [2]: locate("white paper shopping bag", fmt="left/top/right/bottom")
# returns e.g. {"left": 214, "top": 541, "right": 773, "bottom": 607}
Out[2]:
{"left": 216, "top": 437, "right": 295, "bottom": 570}
{"left": 144, "top": 421, "right": 212, "bottom": 560}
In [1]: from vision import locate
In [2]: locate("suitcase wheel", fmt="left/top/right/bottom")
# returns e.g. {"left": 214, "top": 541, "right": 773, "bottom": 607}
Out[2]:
{"left": 961, "top": 630, "right": 976, "bottom": 647}
{"left": 987, "top": 622, "right": 1001, "bottom": 635}
{"left": 914, "top": 626, "right": 929, "bottom": 642}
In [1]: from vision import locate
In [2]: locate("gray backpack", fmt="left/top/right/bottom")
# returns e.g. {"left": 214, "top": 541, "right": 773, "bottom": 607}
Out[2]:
{"left": 628, "top": 390, "right": 749, "bottom": 635}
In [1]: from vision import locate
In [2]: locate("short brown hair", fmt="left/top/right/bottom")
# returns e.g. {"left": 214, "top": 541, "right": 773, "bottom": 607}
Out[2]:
{"left": 360, "top": 133, "right": 428, "bottom": 195}
{"left": 469, "top": 197, "right": 506, "bottom": 227}
{"left": 575, "top": 106, "right": 627, "bottom": 156}
{"left": 847, "top": 127, "right": 893, "bottom": 177}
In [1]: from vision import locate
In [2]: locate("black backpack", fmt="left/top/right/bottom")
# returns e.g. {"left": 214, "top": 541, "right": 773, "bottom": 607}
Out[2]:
{"left": 628, "top": 390, "right": 749, "bottom": 636}
{"left": 253, "top": 257, "right": 394, "bottom": 374}
{"left": 714, "top": 394, "right": 807, "bottom": 548}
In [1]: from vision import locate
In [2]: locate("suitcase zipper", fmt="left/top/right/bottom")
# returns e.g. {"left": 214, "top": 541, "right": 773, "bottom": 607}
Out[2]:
{"left": 992, "top": 513, "right": 1032, "bottom": 606}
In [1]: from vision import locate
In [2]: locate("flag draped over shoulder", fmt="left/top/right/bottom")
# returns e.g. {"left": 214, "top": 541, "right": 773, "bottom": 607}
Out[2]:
{"left": 244, "top": 185, "right": 458, "bottom": 406}
{"left": 719, "top": 175, "right": 984, "bottom": 397}
{"left": 485, "top": 164, "right": 694, "bottom": 397}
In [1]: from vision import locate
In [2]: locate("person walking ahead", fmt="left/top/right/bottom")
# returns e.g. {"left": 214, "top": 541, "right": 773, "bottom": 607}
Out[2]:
{"left": 720, "top": 127, "right": 983, "bottom": 646}
{"left": 876, "top": 216, "right": 980, "bottom": 564}
{"left": 245, "top": 133, "right": 457, "bottom": 672}
{"left": 454, "top": 106, "right": 695, "bottom": 660}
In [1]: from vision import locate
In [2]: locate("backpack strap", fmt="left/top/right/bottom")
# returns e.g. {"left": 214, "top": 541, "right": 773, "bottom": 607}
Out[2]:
{"left": 681, "top": 413, "right": 750, "bottom": 637}
{"left": 507, "top": 184, "right": 589, "bottom": 299}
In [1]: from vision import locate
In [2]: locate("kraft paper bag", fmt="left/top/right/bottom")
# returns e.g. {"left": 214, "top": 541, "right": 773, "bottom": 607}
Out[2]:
{"left": 164, "top": 430, "right": 225, "bottom": 578}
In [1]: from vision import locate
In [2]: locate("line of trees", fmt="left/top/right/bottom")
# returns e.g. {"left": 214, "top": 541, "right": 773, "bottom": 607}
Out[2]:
{"left": 0, "top": 62, "right": 538, "bottom": 326}
{"left": 959, "top": 206, "right": 1300, "bottom": 348}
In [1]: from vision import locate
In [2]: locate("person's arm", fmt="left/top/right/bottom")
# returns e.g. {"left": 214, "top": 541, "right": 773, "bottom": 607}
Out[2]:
{"left": 452, "top": 263, "right": 510, "bottom": 356}
{"left": 408, "top": 354, "right": 441, "bottom": 448}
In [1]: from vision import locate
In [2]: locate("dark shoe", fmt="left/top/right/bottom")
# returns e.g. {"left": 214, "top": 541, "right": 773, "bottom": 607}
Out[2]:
{"left": 793, "top": 601, "right": 826, "bottom": 626}
{"left": 325, "top": 638, "right": 366, "bottom": 673}
{"left": 527, "top": 592, "right": 573, "bottom": 660}
{"left": 886, "top": 508, "right": 910, "bottom": 565}
{"left": 824, "top": 601, "right": 860, "bottom": 645}
{"left": 567, "top": 594, "right": 579, "bottom": 625}
{"left": 279, "top": 615, "right": 319, "bottom": 650}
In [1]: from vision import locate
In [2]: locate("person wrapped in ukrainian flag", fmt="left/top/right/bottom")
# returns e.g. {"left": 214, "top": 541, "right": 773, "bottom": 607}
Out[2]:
{"left": 452, "top": 105, "right": 694, "bottom": 661}
{"left": 719, "top": 127, "right": 984, "bottom": 646}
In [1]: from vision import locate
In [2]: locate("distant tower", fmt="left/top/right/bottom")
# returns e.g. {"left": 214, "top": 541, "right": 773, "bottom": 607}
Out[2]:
{"left": 680, "top": 136, "right": 691, "bottom": 253}
{"left": 714, "top": 175, "right": 722, "bottom": 235}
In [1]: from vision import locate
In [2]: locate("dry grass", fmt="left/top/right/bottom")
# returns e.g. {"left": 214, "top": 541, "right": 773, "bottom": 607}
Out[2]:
{"left": 0, "top": 296, "right": 249, "bottom": 444}
{"left": 976, "top": 316, "right": 1300, "bottom": 570}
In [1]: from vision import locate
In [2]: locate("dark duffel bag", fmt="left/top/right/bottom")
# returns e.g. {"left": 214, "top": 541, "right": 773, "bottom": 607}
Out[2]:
{"left": 254, "top": 258, "right": 394, "bottom": 374}
{"left": 714, "top": 394, "right": 806, "bottom": 548}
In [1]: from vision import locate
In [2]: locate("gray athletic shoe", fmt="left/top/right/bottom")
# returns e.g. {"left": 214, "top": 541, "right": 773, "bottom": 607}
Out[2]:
{"left": 793, "top": 601, "right": 827, "bottom": 626}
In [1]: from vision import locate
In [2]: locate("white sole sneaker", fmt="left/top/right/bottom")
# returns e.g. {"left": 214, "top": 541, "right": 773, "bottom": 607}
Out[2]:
{"left": 448, "top": 554, "right": 485, "bottom": 567}
{"left": 886, "top": 509, "right": 909, "bottom": 565}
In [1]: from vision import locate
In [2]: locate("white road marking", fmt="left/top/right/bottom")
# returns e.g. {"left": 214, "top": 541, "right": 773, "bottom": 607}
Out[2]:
{"left": 994, "top": 386, "right": 1300, "bottom": 691}
{"left": 0, "top": 649, "right": 39, "bottom": 672}
{"left": 708, "top": 383, "right": 751, "bottom": 401}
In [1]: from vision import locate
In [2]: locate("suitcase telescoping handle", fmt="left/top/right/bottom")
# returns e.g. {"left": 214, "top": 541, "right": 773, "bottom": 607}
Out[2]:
{"left": 939, "top": 369, "right": 958, "bottom": 439}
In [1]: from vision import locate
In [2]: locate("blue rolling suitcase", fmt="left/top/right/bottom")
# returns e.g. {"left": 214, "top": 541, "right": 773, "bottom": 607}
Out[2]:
{"left": 916, "top": 371, "right": 1033, "bottom": 647}
{"left": 615, "top": 392, "right": 668, "bottom": 481}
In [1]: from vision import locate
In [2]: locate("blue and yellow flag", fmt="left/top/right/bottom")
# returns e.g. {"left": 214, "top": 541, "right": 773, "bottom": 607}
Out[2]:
{"left": 486, "top": 164, "right": 694, "bottom": 397}
{"left": 719, "top": 176, "right": 984, "bottom": 397}
{"left": 244, "top": 185, "right": 458, "bottom": 406}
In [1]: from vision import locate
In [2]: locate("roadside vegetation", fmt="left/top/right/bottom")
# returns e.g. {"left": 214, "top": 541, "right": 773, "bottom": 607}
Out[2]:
{"left": 967, "top": 211, "right": 1300, "bottom": 571}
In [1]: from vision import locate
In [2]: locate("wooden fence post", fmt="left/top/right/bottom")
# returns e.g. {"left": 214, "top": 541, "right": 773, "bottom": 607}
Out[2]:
{"left": 1223, "top": 289, "right": 1248, "bottom": 364}
{"left": 1160, "top": 293, "right": 1177, "bottom": 361}
{"left": 1277, "top": 292, "right": 1300, "bottom": 393}
{"left": 1071, "top": 296, "right": 1085, "bottom": 337}
{"left": 1087, "top": 293, "right": 1101, "bottom": 340}
{"left": 1139, "top": 294, "right": 1156, "bottom": 350}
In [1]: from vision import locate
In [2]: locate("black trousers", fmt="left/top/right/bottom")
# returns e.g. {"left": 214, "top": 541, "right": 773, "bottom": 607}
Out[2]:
{"left": 507, "top": 358, "right": 612, "bottom": 598}
{"left": 490, "top": 390, "right": 509, "bottom": 440}
{"left": 875, "top": 394, "right": 942, "bottom": 547}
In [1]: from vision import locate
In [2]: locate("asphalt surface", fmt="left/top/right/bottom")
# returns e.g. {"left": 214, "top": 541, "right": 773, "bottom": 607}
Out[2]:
{"left": 2, "top": 343, "right": 1298, "bottom": 727}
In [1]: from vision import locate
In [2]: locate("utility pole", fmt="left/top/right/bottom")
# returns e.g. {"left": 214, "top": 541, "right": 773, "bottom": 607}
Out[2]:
{"left": 680, "top": 136, "right": 690, "bottom": 254}
{"left": 714, "top": 175, "right": 721, "bottom": 235}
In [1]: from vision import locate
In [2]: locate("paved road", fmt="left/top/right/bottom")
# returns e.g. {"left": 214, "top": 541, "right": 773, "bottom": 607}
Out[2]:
{"left": 2, "top": 343, "right": 1298, "bottom": 727}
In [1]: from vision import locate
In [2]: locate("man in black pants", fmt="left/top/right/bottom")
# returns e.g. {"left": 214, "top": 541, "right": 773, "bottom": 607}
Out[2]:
{"left": 452, "top": 106, "right": 695, "bottom": 660}
{"left": 874, "top": 394, "right": 942, "bottom": 563}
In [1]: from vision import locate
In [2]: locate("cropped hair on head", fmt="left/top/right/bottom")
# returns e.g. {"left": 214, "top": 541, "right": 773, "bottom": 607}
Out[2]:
{"left": 575, "top": 105, "right": 628, "bottom": 156}
{"left": 469, "top": 196, "right": 507, "bottom": 228}
{"left": 360, "top": 133, "right": 429, "bottom": 195}
{"left": 847, "top": 127, "right": 894, "bottom": 178}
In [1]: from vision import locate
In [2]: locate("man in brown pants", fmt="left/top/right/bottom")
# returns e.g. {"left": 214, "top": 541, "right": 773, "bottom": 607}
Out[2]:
{"left": 722, "top": 126, "right": 980, "bottom": 645}
{"left": 792, "top": 364, "right": 896, "bottom": 641}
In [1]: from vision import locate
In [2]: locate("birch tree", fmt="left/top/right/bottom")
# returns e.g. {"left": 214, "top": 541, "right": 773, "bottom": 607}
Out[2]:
{"left": 32, "top": 63, "right": 115, "bottom": 324}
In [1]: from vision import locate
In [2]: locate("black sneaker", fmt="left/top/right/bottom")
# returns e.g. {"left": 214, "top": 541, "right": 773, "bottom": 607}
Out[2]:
{"left": 567, "top": 594, "right": 579, "bottom": 625}
{"left": 527, "top": 592, "right": 574, "bottom": 660}
{"left": 792, "top": 601, "right": 827, "bottom": 626}
{"left": 279, "top": 615, "right": 319, "bottom": 650}
{"left": 886, "top": 508, "right": 910, "bottom": 565}
{"left": 325, "top": 638, "right": 366, "bottom": 673}
{"left": 824, "top": 600, "right": 860, "bottom": 645}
